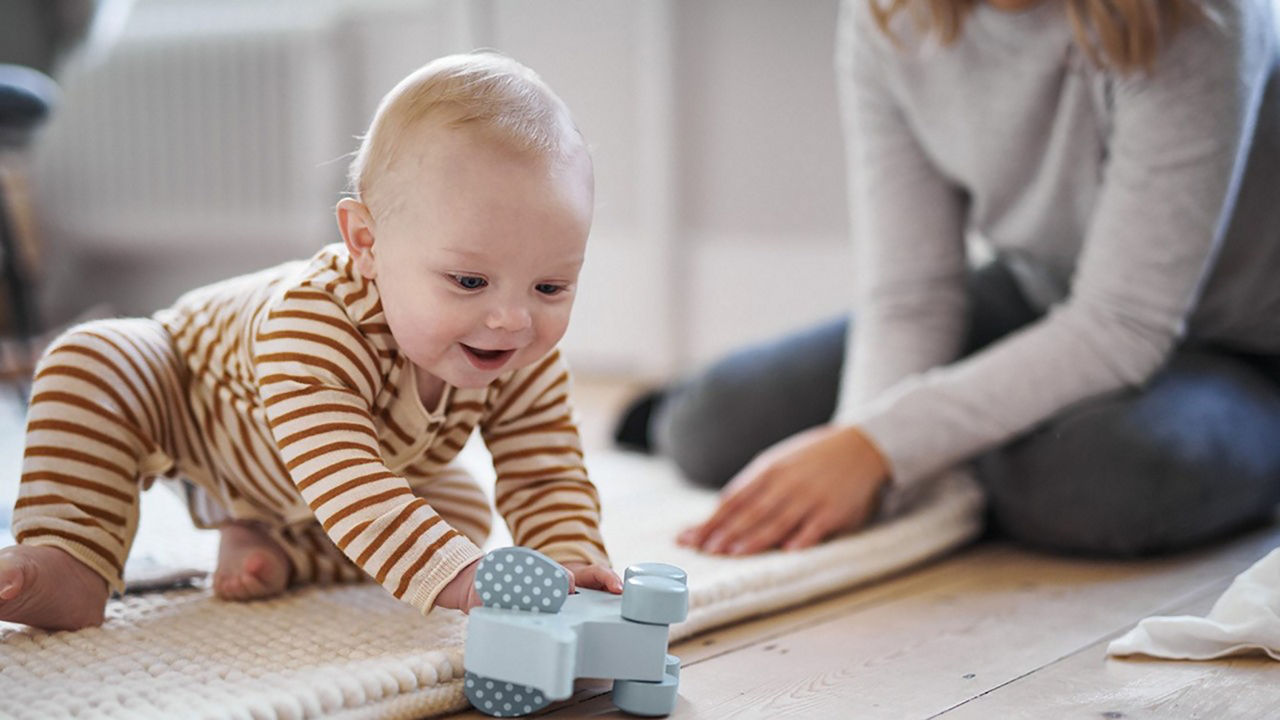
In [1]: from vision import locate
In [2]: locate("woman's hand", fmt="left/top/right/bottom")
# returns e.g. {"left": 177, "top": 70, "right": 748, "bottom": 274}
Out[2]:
{"left": 677, "top": 424, "right": 890, "bottom": 555}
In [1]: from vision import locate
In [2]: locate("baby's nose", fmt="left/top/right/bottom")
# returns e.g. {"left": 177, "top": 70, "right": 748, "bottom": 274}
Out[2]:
{"left": 485, "top": 302, "right": 532, "bottom": 332}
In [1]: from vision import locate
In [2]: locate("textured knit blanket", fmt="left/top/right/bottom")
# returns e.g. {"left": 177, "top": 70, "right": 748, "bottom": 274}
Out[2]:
{"left": 0, "top": 453, "right": 982, "bottom": 719}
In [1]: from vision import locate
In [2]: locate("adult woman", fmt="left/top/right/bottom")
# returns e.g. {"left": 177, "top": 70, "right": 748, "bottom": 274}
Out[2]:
{"left": 622, "top": 0, "right": 1280, "bottom": 557}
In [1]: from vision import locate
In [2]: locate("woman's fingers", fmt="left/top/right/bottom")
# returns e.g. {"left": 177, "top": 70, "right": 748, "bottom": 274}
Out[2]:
{"left": 676, "top": 466, "right": 771, "bottom": 548}
{"left": 782, "top": 512, "right": 835, "bottom": 551}
{"left": 703, "top": 477, "right": 790, "bottom": 553}
{"left": 706, "top": 474, "right": 803, "bottom": 550}
{"left": 725, "top": 495, "right": 813, "bottom": 555}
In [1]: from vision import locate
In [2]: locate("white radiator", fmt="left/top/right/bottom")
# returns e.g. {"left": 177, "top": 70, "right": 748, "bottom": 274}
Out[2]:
{"left": 34, "top": 6, "right": 348, "bottom": 259}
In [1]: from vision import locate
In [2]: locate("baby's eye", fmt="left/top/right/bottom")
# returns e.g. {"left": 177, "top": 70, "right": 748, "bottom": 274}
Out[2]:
{"left": 535, "top": 283, "right": 565, "bottom": 296}
{"left": 451, "top": 275, "right": 487, "bottom": 290}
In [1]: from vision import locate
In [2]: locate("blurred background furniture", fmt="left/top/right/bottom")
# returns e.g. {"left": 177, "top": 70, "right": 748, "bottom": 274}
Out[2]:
{"left": 0, "top": 0, "right": 120, "bottom": 393}
{"left": 0, "top": 63, "right": 57, "bottom": 340}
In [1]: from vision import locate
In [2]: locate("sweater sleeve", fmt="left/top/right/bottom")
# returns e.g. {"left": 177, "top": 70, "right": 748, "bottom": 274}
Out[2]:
{"left": 254, "top": 286, "right": 483, "bottom": 614}
{"left": 838, "top": 0, "right": 1275, "bottom": 490}
{"left": 482, "top": 349, "right": 609, "bottom": 568}
{"left": 831, "top": 0, "right": 970, "bottom": 432}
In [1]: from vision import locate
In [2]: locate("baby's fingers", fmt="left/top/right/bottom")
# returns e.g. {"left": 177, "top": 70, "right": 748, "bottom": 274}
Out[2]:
{"left": 567, "top": 563, "right": 623, "bottom": 594}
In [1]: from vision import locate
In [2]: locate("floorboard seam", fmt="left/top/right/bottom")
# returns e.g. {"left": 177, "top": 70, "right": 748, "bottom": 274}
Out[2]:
{"left": 924, "top": 576, "right": 1238, "bottom": 718}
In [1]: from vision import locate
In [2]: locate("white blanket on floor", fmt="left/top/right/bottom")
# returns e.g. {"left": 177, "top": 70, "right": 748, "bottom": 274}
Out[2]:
{"left": 1108, "top": 545, "right": 1280, "bottom": 661}
{"left": 0, "top": 454, "right": 984, "bottom": 719}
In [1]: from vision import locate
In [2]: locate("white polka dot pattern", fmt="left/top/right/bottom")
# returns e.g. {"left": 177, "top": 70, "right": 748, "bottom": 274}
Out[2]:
{"left": 473, "top": 548, "right": 570, "bottom": 614}
{"left": 463, "top": 672, "right": 550, "bottom": 717}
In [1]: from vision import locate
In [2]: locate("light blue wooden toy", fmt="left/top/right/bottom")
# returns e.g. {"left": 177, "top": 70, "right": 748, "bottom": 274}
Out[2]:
{"left": 463, "top": 547, "right": 688, "bottom": 717}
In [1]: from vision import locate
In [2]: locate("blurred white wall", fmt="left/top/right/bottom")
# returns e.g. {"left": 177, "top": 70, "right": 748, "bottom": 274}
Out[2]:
{"left": 30, "top": 0, "right": 852, "bottom": 379}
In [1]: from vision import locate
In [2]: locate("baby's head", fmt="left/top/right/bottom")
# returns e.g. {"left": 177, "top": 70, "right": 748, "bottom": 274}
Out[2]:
{"left": 337, "top": 52, "right": 593, "bottom": 393}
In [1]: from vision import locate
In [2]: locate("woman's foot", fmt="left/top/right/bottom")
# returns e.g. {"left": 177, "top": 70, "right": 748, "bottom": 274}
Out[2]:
{"left": 213, "top": 523, "right": 292, "bottom": 601}
{"left": 612, "top": 388, "right": 665, "bottom": 453}
{"left": 0, "top": 544, "right": 110, "bottom": 631}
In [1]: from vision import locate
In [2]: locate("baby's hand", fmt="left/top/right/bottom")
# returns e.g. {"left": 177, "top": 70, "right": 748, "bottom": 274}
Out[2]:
{"left": 434, "top": 558, "right": 483, "bottom": 613}
{"left": 561, "top": 561, "right": 623, "bottom": 595}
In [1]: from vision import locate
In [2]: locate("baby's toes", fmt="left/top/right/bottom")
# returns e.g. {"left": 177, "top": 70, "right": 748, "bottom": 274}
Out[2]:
{"left": 212, "top": 571, "right": 241, "bottom": 600}
{"left": 245, "top": 550, "right": 288, "bottom": 593}
{"left": 236, "top": 567, "right": 273, "bottom": 598}
{"left": 0, "top": 555, "right": 27, "bottom": 600}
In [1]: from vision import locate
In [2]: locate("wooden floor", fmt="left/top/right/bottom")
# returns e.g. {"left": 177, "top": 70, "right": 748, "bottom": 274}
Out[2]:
{"left": 450, "top": 525, "right": 1280, "bottom": 719}
{"left": 449, "top": 377, "right": 1280, "bottom": 720}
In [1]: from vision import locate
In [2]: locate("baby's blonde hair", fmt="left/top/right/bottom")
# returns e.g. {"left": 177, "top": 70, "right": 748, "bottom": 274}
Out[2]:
{"left": 870, "top": 0, "right": 1206, "bottom": 72}
{"left": 347, "top": 51, "right": 582, "bottom": 213}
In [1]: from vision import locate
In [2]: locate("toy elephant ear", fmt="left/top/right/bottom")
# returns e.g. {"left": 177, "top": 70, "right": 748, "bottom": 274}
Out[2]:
{"left": 472, "top": 547, "right": 572, "bottom": 614}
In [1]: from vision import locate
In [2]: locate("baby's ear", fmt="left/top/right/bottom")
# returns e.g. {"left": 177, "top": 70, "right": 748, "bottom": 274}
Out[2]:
{"left": 336, "top": 198, "right": 377, "bottom": 278}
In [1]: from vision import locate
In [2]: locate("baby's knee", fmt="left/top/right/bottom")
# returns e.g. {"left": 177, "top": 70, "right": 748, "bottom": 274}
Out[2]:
{"left": 33, "top": 318, "right": 163, "bottom": 384}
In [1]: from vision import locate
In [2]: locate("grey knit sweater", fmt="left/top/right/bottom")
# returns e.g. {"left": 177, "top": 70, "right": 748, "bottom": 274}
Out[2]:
{"left": 833, "top": 0, "right": 1280, "bottom": 495}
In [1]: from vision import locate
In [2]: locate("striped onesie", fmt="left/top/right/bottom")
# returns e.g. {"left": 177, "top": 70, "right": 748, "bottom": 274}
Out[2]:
{"left": 10, "top": 244, "right": 609, "bottom": 614}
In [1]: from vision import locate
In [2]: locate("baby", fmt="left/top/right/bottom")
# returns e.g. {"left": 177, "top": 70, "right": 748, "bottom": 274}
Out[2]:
{"left": 0, "top": 51, "right": 621, "bottom": 631}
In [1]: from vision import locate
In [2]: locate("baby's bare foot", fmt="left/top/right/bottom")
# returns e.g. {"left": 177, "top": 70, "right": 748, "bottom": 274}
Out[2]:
{"left": 0, "top": 545, "right": 110, "bottom": 631}
{"left": 213, "top": 523, "right": 292, "bottom": 601}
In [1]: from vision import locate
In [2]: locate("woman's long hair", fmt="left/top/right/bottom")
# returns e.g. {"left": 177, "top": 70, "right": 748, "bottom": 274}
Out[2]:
{"left": 869, "top": 0, "right": 1207, "bottom": 72}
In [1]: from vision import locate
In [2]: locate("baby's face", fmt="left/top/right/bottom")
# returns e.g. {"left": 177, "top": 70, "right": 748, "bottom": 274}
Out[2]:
{"left": 362, "top": 127, "right": 593, "bottom": 392}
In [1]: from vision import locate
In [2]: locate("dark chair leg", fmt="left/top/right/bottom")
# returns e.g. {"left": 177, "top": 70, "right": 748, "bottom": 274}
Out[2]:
{"left": 0, "top": 188, "right": 36, "bottom": 340}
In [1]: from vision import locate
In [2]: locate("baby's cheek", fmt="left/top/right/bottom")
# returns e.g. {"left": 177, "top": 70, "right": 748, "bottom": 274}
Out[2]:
{"left": 539, "top": 308, "right": 573, "bottom": 343}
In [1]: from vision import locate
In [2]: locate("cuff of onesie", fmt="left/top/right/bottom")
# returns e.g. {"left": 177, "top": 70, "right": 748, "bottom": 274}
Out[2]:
{"left": 539, "top": 541, "right": 611, "bottom": 570}
{"left": 405, "top": 535, "right": 485, "bottom": 616}
{"left": 20, "top": 535, "right": 126, "bottom": 596}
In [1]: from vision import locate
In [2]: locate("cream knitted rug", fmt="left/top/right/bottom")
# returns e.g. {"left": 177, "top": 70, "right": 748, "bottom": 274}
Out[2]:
{"left": 0, "top": 452, "right": 982, "bottom": 719}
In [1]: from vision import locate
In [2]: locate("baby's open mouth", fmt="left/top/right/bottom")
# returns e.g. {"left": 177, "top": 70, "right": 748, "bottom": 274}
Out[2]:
{"left": 461, "top": 344, "right": 515, "bottom": 368}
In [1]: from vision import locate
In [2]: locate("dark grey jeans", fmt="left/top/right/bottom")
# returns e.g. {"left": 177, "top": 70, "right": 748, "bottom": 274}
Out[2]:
{"left": 653, "top": 263, "right": 1280, "bottom": 557}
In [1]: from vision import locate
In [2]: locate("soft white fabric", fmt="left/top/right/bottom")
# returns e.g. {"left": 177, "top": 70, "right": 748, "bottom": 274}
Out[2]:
{"left": 0, "top": 453, "right": 983, "bottom": 719}
{"left": 1108, "top": 546, "right": 1280, "bottom": 661}
{"left": 594, "top": 456, "right": 984, "bottom": 641}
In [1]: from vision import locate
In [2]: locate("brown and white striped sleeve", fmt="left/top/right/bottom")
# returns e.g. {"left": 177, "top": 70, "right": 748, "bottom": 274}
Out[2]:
{"left": 483, "top": 349, "right": 610, "bottom": 568}
{"left": 254, "top": 286, "right": 483, "bottom": 614}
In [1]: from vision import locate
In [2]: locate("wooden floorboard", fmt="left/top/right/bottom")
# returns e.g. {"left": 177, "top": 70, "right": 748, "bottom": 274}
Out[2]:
{"left": 448, "top": 381, "right": 1280, "bottom": 719}
{"left": 447, "top": 525, "right": 1280, "bottom": 719}
{"left": 939, "top": 579, "right": 1280, "bottom": 719}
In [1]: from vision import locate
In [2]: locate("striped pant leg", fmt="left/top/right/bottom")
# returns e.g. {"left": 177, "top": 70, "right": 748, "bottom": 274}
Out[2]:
{"left": 12, "top": 318, "right": 193, "bottom": 593}
{"left": 274, "top": 464, "right": 492, "bottom": 588}
{"left": 268, "top": 522, "right": 368, "bottom": 586}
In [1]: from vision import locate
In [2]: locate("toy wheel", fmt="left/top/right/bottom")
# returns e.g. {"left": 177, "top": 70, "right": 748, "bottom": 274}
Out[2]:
{"left": 623, "top": 562, "right": 687, "bottom": 586}
{"left": 612, "top": 673, "right": 679, "bottom": 717}
{"left": 621, "top": 575, "right": 689, "bottom": 625}
{"left": 473, "top": 547, "right": 571, "bottom": 613}
{"left": 665, "top": 653, "right": 680, "bottom": 679}
{"left": 464, "top": 671, "right": 552, "bottom": 717}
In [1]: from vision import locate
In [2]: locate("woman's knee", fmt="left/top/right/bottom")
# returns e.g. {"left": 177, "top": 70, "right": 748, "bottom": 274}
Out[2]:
{"left": 979, "top": 352, "right": 1280, "bottom": 556}
{"left": 979, "top": 441, "right": 1217, "bottom": 557}
{"left": 653, "top": 317, "right": 848, "bottom": 489}
{"left": 652, "top": 371, "right": 754, "bottom": 489}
